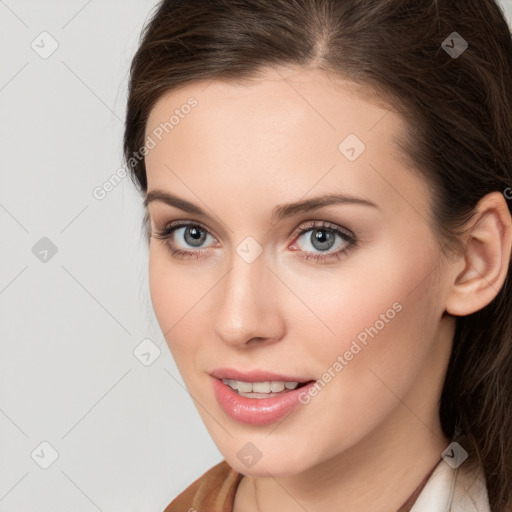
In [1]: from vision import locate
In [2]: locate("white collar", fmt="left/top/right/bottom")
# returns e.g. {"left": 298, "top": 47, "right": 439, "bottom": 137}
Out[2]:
{"left": 411, "top": 459, "right": 490, "bottom": 512}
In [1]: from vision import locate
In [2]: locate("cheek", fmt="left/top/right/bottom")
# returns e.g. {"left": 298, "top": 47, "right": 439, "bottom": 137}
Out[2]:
{"left": 301, "top": 238, "right": 442, "bottom": 388}
{"left": 285, "top": 249, "right": 443, "bottom": 454}
{"left": 148, "top": 244, "right": 173, "bottom": 331}
{"left": 148, "top": 244, "right": 219, "bottom": 369}
{"left": 278, "top": 251, "right": 396, "bottom": 337}
{"left": 148, "top": 245, "right": 194, "bottom": 351}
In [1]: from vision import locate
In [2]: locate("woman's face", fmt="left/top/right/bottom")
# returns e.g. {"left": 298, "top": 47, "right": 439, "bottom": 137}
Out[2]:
{"left": 144, "top": 66, "right": 454, "bottom": 476}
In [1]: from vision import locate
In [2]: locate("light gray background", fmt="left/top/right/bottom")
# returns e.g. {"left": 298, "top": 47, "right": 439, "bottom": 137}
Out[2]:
{"left": 1, "top": 1, "right": 511, "bottom": 511}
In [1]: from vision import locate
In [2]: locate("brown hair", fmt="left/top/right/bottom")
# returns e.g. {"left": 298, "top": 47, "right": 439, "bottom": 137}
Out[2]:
{"left": 123, "top": 1, "right": 512, "bottom": 509}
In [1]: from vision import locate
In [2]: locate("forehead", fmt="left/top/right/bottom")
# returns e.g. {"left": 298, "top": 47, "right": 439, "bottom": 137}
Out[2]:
{"left": 144, "top": 66, "right": 430, "bottom": 222}
{"left": 146, "top": 66, "right": 397, "bottom": 140}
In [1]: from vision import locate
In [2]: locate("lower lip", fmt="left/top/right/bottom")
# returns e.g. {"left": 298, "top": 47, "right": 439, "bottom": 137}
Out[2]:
{"left": 211, "top": 376, "right": 316, "bottom": 426}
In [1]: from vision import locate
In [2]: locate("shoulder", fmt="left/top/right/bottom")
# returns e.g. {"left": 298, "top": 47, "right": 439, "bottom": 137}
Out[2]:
{"left": 411, "top": 459, "right": 490, "bottom": 512}
{"left": 162, "top": 459, "right": 244, "bottom": 512}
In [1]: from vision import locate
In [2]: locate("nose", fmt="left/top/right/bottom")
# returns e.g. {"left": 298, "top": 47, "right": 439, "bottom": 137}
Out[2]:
{"left": 213, "top": 251, "right": 285, "bottom": 349}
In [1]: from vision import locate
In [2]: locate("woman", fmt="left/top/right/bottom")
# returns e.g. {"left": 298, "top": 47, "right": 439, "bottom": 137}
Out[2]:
{"left": 123, "top": 1, "right": 512, "bottom": 510}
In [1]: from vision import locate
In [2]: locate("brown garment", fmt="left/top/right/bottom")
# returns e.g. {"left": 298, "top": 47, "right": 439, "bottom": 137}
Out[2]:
{"left": 163, "top": 458, "right": 442, "bottom": 512}
{"left": 164, "top": 461, "right": 243, "bottom": 512}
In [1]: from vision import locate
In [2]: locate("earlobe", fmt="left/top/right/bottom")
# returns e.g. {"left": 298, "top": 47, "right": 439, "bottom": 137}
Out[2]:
{"left": 444, "top": 192, "right": 512, "bottom": 317}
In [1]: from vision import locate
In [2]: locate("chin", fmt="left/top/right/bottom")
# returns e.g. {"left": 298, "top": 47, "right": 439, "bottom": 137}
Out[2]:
{"left": 218, "top": 439, "right": 320, "bottom": 477}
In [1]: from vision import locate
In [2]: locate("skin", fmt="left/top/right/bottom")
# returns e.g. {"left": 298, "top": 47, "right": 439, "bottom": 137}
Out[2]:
{"left": 143, "top": 66, "right": 512, "bottom": 512}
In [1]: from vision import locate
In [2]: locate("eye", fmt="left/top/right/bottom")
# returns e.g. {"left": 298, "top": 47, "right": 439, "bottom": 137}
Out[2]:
{"left": 152, "top": 219, "right": 358, "bottom": 263}
{"left": 290, "top": 221, "right": 357, "bottom": 263}
{"left": 152, "top": 221, "right": 218, "bottom": 259}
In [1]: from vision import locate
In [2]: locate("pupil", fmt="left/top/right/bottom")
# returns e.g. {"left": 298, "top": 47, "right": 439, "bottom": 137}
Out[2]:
{"left": 312, "top": 229, "right": 334, "bottom": 251}
{"left": 186, "top": 226, "right": 206, "bottom": 246}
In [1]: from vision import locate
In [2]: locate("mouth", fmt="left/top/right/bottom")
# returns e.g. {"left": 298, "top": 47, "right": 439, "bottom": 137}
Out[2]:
{"left": 210, "top": 372, "right": 318, "bottom": 425}
{"left": 220, "top": 378, "right": 314, "bottom": 398}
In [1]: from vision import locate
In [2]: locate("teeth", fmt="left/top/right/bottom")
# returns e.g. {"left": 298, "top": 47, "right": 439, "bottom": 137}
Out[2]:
{"left": 221, "top": 378, "right": 300, "bottom": 394}
{"left": 238, "top": 381, "right": 253, "bottom": 393}
{"left": 270, "top": 381, "right": 285, "bottom": 392}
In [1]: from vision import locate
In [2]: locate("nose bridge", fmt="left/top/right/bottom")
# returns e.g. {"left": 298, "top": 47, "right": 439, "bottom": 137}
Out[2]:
{"left": 213, "top": 247, "right": 281, "bottom": 346}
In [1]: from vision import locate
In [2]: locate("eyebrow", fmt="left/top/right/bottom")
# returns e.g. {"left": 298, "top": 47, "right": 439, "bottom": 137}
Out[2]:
{"left": 144, "top": 189, "right": 379, "bottom": 221}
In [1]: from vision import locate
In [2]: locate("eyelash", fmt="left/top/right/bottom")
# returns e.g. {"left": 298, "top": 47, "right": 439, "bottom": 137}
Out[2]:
{"left": 152, "top": 220, "right": 358, "bottom": 263}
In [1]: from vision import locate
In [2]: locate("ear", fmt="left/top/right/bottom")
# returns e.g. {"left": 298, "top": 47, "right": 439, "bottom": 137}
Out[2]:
{"left": 444, "top": 191, "right": 512, "bottom": 317}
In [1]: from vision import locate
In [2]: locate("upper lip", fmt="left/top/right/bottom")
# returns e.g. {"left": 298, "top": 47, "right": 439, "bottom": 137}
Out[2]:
{"left": 210, "top": 368, "right": 314, "bottom": 383}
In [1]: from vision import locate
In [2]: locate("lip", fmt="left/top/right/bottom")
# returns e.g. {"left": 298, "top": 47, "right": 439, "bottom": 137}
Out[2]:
{"left": 210, "top": 367, "right": 312, "bottom": 383}
{"left": 211, "top": 375, "right": 317, "bottom": 426}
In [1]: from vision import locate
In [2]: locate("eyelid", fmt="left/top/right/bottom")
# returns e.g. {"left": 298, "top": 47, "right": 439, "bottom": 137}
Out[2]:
{"left": 290, "top": 220, "right": 355, "bottom": 242}
{"left": 153, "top": 218, "right": 221, "bottom": 244}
